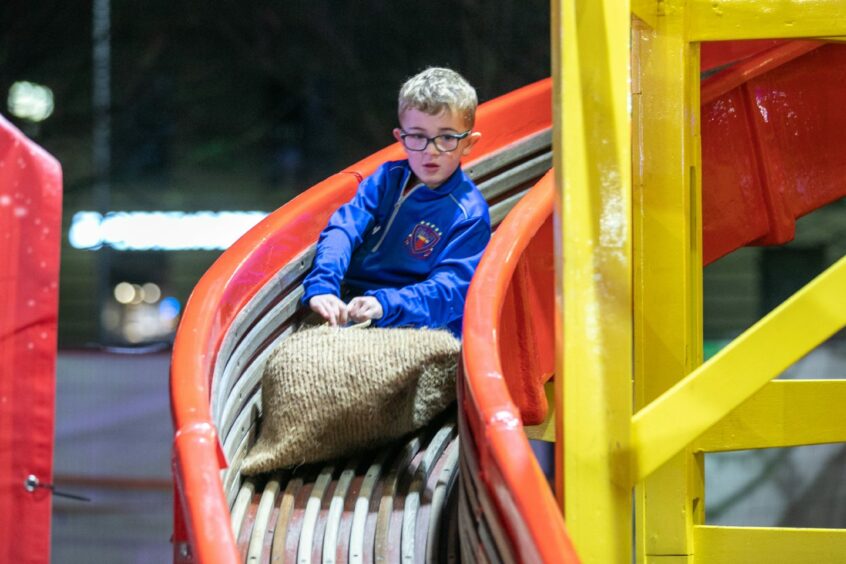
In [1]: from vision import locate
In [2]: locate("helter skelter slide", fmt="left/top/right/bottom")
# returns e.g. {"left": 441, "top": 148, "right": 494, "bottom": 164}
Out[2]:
{"left": 170, "top": 35, "right": 846, "bottom": 564}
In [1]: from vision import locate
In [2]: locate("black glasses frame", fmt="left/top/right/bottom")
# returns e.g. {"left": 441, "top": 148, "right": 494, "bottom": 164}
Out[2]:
{"left": 398, "top": 129, "right": 471, "bottom": 152}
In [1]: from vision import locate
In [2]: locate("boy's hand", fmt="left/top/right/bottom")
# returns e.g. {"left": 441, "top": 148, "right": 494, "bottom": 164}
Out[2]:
{"left": 309, "top": 294, "right": 349, "bottom": 326}
{"left": 348, "top": 296, "right": 383, "bottom": 323}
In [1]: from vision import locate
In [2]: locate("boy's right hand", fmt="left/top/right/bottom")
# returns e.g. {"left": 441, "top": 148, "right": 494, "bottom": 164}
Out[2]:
{"left": 308, "top": 294, "right": 349, "bottom": 326}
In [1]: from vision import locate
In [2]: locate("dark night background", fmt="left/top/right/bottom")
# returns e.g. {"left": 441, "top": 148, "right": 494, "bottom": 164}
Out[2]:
{"left": 2, "top": 1, "right": 551, "bottom": 347}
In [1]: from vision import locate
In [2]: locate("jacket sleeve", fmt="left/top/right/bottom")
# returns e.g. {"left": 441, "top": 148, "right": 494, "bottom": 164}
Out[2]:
{"left": 365, "top": 213, "right": 491, "bottom": 330}
{"left": 301, "top": 168, "right": 384, "bottom": 303}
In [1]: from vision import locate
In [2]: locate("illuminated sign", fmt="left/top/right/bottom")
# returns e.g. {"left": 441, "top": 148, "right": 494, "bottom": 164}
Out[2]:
{"left": 69, "top": 210, "right": 269, "bottom": 251}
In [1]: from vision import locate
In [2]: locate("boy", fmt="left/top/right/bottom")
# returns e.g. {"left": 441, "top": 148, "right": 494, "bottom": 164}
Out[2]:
{"left": 301, "top": 67, "right": 490, "bottom": 338}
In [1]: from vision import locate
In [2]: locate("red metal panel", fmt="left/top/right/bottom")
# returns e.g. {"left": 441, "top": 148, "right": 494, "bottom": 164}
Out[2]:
{"left": 745, "top": 44, "right": 846, "bottom": 225}
{"left": 0, "top": 115, "right": 63, "bottom": 564}
{"left": 701, "top": 88, "right": 772, "bottom": 264}
{"left": 701, "top": 39, "right": 785, "bottom": 73}
{"left": 497, "top": 199, "right": 555, "bottom": 425}
{"left": 700, "top": 42, "right": 846, "bottom": 262}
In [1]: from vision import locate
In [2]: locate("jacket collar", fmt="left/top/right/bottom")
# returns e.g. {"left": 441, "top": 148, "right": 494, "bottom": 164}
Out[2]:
{"left": 401, "top": 160, "right": 465, "bottom": 200}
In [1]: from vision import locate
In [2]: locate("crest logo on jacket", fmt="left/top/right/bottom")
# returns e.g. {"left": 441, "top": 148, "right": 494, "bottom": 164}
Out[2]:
{"left": 405, "top": 221, "right": 442, "bottom": 258}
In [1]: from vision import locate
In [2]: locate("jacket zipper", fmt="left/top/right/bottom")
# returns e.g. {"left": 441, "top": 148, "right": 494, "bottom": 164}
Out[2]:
{"left": 371, "top": 179, "right": 420, "bottom": 252}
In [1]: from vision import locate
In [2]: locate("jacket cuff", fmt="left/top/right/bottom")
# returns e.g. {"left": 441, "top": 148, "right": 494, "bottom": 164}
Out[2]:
{"left": 364, "top": 289, "right": 393, "bottom": 327}
{"left": 301, "top": 283, "right": 341, "bottom": 306}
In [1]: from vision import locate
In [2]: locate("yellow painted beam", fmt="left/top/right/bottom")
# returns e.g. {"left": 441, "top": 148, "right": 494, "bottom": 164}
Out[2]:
{"left": 555, "top": 0, "right": 632, "bottom": 561}
{"left": 689, "top": 0, "right": 846, "bottom": 41}
{"left": 695, "top": 526, "right": 846, "bottom": 563}
{"left": 632, "top": 0, "right": 658, "bottom": 28}
{"left": 631, "top": 3, "right": 703, "bottom": 561}
{"left": 694, "top": 380, "right": 846, "bottom": 452}
{"left": 632, "top": 256, "right": 846, "bottom": 482}
{"left": 524, "top": 381, "right": 555, "bottom": 442}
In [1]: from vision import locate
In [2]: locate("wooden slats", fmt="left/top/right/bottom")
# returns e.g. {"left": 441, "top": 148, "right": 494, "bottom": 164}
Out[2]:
{"left": 247, "top": 477, "right": 281, "bottom": 563}
{"left": 457, "top": 408, "right": 518, "bottom": 563}
{"left": 271, "top": 476, "right": 302, "bottom": 563}
{"left": 231, "top": 479, "right": 257, "bottom": 541}
{"left": 225, "top": 419, "right": 462, "bottom": 563}
{"left": 423, "top": 439, "right": 460, "bottom": 563}
{"left": 322, "top": 460, "right": 358, "bottom": 564}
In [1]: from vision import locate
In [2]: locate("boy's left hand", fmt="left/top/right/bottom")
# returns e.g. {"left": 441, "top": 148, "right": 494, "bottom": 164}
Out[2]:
{"left": 348, "top": 296, "right": 383, "bottom": 323}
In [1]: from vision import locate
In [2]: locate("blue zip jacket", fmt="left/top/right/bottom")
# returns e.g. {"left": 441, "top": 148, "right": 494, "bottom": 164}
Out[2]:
{"left": 301, "top": 159, "right": 491, "bottom": 337}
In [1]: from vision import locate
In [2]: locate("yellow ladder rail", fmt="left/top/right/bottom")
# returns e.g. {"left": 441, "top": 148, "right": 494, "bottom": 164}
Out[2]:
{"left": 633, "top": 256, "right": 846, "bottom": 481}
{"left": 688, "top": 0, "right": 846, "bottom": 41}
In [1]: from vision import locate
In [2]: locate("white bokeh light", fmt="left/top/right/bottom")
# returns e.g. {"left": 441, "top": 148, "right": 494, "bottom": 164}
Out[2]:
{"left": 69, "top": 210, "right": 267, "bottom": 251}
{"left": 8, "top": 81, "right": 55, "bottom": 122}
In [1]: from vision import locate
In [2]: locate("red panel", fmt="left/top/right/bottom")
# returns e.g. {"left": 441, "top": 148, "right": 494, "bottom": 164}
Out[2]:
{"left": 701, "top": 89, "right": 772, "bottom": 264}
{"left": 497, "top": 206, "right": 555, "bottom": 424}
{"left": 746, "top": 44, "right": 846, "bottom": 224}
{"left": 701, "top": 43, "right": 846, "bottom": 261}
{"left": 0, "top": 115, "right": 62, "bottom": 564}
{"left": 701, "top": 40, "right": 785, "bottom": 73}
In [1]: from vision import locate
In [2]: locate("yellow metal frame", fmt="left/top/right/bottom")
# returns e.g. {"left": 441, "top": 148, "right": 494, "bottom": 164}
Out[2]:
{"left": 553, "top": 0, "right": 846, "bottom": 562}
{"left": 554, "top": 1, "right": 632, "bottom": 562}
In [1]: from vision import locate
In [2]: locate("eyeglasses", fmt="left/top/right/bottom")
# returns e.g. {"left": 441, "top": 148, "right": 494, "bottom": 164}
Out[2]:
{"left": 398, "top": 130, "right": 471, "bottom": 152}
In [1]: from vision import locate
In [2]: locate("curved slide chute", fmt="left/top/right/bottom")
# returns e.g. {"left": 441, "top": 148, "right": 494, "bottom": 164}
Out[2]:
{"left": 171, "top": 41, "right": 846, "bottom": 563}
{"left": 170, "top": 80, "right": 557, "bottom": 563}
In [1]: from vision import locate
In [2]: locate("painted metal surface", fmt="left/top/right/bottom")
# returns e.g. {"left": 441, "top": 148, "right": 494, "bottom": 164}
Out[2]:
{"left": 171, "top": 31, "right": 846, "bottom": 564}
{"left": 632, "top": 4, "right": 705, "bottom": 561}
{"left": 457, "top": 37, "right": 846, "bottom": 562}
{"left": 688, "top": 0, "right": 846, "bottom": 41}
{"left": 693, "top": 380, "right": 846, "bottom": 452}
{"left": 0, "top": 115, "right": 62, "bottom": 564}
{"left": 627, "top": 2, "right": 846, "bottom": 562}
{"left": 694, "top": 525, "right": 846, "bottom": 562}
{"left": 701, "top": 39, "right": 787, "bottom": 72}
{"left": 702, "top": 42, "right": 846, "bottom": 263}
{"left": 632, "top": 256, "right": 846, "bottom": 481}
{"left": 461, "top": 171, "right": 579, "bottom": 562}
{"left": 556, "top": 0, "right": 634, "bottom": 561}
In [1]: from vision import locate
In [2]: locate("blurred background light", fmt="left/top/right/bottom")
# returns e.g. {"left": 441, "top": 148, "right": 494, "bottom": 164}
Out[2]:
{"left": 159, "top": 297, "right": 181, "bottom": 321}
{"left": 141, "top": 282, "right": 161, "bottom": 303}
{"left": 68, "top": 212, "right": 104, "bottom": 249}
{"left": 7, "top": 81, "right": 55, "bottom": 122}
{"left": 68, "top": 210, "right": 268, "bottom": 251}
{"left": 113, "top": 282, "right": 135, "bottom": 304}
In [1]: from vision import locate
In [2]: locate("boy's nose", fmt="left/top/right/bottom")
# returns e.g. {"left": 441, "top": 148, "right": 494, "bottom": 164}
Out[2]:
{"left": 425, "top": 141, "right": 440, "bottom": 155}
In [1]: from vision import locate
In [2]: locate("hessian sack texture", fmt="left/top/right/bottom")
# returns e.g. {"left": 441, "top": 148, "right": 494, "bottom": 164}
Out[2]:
{"left": 241, "top": 325, "right": 460, "bottom": 475}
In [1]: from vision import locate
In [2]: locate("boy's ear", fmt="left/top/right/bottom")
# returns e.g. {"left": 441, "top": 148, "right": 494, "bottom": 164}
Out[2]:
{"left": 392, "top": 128, "right": 403, "bottom": 143}
{"left": 461, "top": 131, "right": 482, "bottom": 156}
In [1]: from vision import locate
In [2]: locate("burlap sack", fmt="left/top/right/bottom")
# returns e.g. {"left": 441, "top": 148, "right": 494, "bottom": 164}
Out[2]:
{"left": 241, "top": 325, "right": 460, "bottom": 475}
